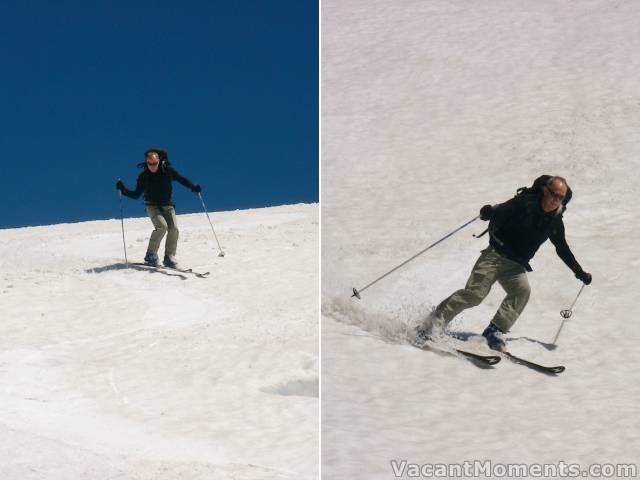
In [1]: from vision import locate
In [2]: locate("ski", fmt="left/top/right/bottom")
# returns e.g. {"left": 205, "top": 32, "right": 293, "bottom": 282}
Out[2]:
{"left": 419, "top": 341, "right": 501, "bottom": 366}
{"left": 502, "top": 351, "right": 565, "bottom": 375}
{"left": 456, "top": 348, "right": 501, "bottom": 365}
{"left": 131, "top": 262, "right": 210, "bottom": 278}
{"left": 446, "top": 333, "right": 565, "bottom": 374}
{"left": 163, "top": 265, "right": 210, "bottom": 278}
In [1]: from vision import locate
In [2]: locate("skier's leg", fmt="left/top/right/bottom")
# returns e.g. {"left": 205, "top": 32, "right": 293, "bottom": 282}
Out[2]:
{"left": 146, "top": 206, "right": 168, "bottom": 254}
{"left": 491, "top": 265, "right": 530, "bottom": 333}
{"left": 433, "top": 246, "right": 500, "bottom": 323}
{"left": 163, "top": 206, "right": 179, "bottom": 257}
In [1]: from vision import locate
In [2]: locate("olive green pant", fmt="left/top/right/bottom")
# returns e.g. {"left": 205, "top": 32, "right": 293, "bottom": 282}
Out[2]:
{"left": 146, "top": 205, "right": 179, "bottom": 257}
{"left": 434, "top": 246, "right": 531, "bottom": 333}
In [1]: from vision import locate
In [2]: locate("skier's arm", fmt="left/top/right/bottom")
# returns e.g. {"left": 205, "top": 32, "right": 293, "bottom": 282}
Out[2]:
{"left": 169, "top": 166, "right": 201, "bottom": 193}
{"left": 121, "top": 173, "right": 146, "bottom": 199}
{"left": 549, "top": 220, "right": 589, "bottom": 282}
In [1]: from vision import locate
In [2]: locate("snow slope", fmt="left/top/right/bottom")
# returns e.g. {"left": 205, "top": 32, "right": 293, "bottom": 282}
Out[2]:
{"left": 322, "top": 1, "right": 640, "bottom": 478}
{"left": 0, "top": 203, "right": 318, "bottom": 479}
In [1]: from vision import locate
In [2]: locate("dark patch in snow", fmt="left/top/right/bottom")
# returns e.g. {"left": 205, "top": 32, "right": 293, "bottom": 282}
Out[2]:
{"left": 262, "top": 378, "right": 318, "bottom": 398}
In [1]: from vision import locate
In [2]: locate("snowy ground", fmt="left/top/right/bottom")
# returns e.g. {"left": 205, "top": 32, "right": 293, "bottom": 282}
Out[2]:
{"left": 0, "top": 203, "right": 318, "bottom": 479}
{"left": 322, "top": 1, "right": 640, "bottom": 479}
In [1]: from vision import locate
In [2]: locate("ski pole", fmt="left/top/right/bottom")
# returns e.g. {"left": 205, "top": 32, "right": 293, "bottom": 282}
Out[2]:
{"left": 198, "top": 192, "right": 225, "bottom": 257}
{"left": 551, "top": 284, "right": 586, "bottom": 347}
{"left": 351, "top": 215, "right": 480, "bottom": 299}
{"left": 560, "top": 283, "right": 586, "bottom": 319}
{"left": 118, "top": 181, "right": 129, "bottom": 267}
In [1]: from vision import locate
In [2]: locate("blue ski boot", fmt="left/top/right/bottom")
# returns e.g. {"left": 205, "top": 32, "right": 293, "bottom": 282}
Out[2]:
{"left": 144, "top": 251, "right": 159, "bottom": 267}
{"left": 482, "top": 323, "right": 506, "bottom": 352}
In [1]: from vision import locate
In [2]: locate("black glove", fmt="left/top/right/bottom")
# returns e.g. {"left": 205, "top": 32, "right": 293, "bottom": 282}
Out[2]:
{"left": 116, "top": 180, "right": 125, "bottom": 192}
{"left": 479, "top": 204, "right": 494, "bottom": 221}
{"left": 575, "top": 269, "right": 592, "bottom": 285}
{"left": 191, "top": 184, "right": 202, "bottom": 193}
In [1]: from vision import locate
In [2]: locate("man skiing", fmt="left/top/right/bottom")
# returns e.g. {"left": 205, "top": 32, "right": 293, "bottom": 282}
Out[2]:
{"left": 415, "top": 175, "right": 592, "bottom": 352}
{"left": 116, "top": 148, "right": 201, "bottom": 268}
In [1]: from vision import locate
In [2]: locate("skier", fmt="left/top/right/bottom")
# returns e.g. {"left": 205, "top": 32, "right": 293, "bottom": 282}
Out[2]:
{"left": 116, "top": 148, "right": 201, "bottom": 268}
{"left": 415, "top": 175, "right": 592, "bottom": 352}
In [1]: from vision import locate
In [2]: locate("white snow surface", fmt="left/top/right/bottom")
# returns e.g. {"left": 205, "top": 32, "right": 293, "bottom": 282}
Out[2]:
{"left": 0, "top": 203, "right": 318, "bottom": 479}
{"left": 322, "top": 1, "right": 640, "bottom": 478}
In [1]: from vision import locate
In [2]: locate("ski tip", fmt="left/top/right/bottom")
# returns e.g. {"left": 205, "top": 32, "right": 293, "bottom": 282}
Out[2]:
{"left": 351, "top": 288, "right": 361, "bottom": 299}
{"left": 503, "top": 352, "right": 566, "bottom": 374}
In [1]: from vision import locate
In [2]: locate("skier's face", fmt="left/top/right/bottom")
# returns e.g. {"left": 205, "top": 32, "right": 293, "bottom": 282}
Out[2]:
{"left": 541, "top": 181, "right": 567, "bottom": 212}
{"left": 146, "top": 152, "right": 160, "bottom": 173}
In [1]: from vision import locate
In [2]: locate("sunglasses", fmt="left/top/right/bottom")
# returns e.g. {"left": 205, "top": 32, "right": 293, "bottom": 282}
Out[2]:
{"left": 545, "top": 185, "right": 565, "bottom": 201}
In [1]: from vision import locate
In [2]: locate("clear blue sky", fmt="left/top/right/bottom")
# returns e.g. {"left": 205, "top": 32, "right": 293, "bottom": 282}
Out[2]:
{"left": 1, "top": 0, "right": 318, "bottom": 228}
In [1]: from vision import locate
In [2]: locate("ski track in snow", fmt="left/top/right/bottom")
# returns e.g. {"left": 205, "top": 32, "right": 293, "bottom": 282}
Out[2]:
{"left": 322, "top": 1, "right": 640, "bottom": 478}
{"left": 0, "top": 203, "right": 318, "bottom": 480}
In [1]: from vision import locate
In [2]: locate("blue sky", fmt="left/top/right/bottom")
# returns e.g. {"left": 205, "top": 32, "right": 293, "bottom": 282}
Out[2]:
{"left": 1, "top": 0, "right": 318, "bottom": 228}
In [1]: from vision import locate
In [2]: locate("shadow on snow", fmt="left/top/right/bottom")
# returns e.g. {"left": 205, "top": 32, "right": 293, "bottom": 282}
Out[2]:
{"left": 85, "top": 263, "right": 187, "bottom": 279}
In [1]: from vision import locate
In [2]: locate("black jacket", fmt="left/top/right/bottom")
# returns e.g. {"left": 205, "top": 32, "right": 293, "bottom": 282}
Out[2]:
{"left": 122, "top": 165, "right": 196, "bottom": 206}
{"left": 488, "top": 193, "right": 582, "bottom": 273}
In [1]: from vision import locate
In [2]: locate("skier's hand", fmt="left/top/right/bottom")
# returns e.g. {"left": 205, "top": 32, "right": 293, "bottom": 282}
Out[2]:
{"left": 116, "top": 180, "right": 125, "bottom": 192}
{"left": 575, "top": 269, "right": 592, "bottom": 285}
{"left": 479, "top": 204, "right": 494, "bottom": 221}
{"left": 191, "top": 184, "right": 202, "bottom": 193}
